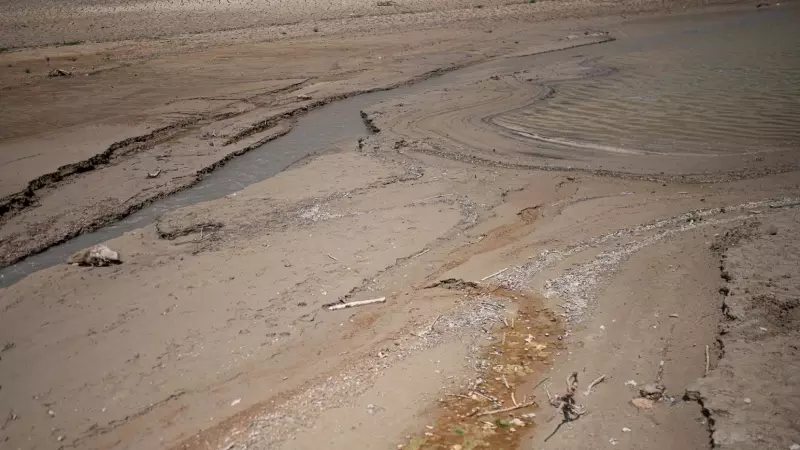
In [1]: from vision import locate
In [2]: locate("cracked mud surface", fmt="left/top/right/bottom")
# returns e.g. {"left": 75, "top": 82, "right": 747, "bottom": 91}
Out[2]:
{"left": 1, "top": 2, "right": 799, "bottom": 450}
{"left": 688, "top": 211, "right": 800, "bottom": 450}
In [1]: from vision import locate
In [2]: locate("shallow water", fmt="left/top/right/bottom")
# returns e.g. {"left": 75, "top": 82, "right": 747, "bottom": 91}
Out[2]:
{"left": 494, "top": 8, "right": 800, "bottom": 157}
{"left": 2, "top": 6, "right": 797, "bottom": 287}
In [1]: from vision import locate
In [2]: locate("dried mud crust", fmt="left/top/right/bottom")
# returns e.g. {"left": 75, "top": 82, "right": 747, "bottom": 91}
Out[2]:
{"left": 688, "top": 207, "right": 800, "bottom": 450}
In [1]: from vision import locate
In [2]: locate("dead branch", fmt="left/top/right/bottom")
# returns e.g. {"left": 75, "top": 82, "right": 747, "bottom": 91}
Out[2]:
{"left": 416, "top": 315, "right": 442, "bottom": 337}
{"left": 481, "top": 268, "right": 508, "bottom": 281}
{"left": 327, "top": 297, "right": 386, "bottom": 310}
{"left": 412, "top": 248, "right": 430, "bottom": 258}
{"left": 477, "top": 400, "right": 536, "bottom": 417}
{"left": 502, "top": 375, "right": 510, "bottom": 389}
{"left": 548, "top": 372, "right": 587, "bottom": 420}
{"left": 705, "top": 345, "right": 710, "bottom": 376}
{"left": 583, "top": 374, "right": 607, "bottom": 396}
{"left": 327, "top": 254, "right": 338, "bottom": 261}
{"left": 511, "top": 392, "right": 518, "bottom": 406}
{"left": 533, "top": 376, "right": 550, "bottom": 391}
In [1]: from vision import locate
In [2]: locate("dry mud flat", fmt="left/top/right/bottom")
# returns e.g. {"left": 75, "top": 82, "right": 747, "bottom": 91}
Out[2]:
{"left": 1, "top": 3, "right": 800, "bottom": 450}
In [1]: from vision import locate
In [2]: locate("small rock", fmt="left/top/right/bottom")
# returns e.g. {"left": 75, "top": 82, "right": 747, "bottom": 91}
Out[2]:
{"left": 610, "top": 437, "right": 619, "bottom": 445}
{"left": 230, "top": 398, "right": 241, "bottom": 407}
{"left": 630, "top": 397, "right": 655, "bottom": 410}
{"left": 297, "top": 94, "right": 312, "bottom": 100}
{"left": 57, "top": 436, "right": 65, "bottom": 442}
{"left": 509, "top": 418, "right": 526, "bottom": 427}
{"left": 766, "top": 225, "right": 778, "bottom": 235}
{"left": 622, "top": 427, "right": 631, "bottom": 432}
{"left": 668, "top": 314, "right": 679, "bottom": 318}
{"left": 66, "top": 244, "right": 122, "bottom": 266}
{"left": 624, "top": 380, "right": 638, "bottom": 388}
{"left": 451, "top": 445, "right": 462, "bottom": 450}
{"left": 48, "top": 409, "right": 55, "bottom": 417}
{"left": 789, "top": 443, "right": 799, "bottom": 450}
{"left": 640, "top": 384, "right": 665, "bottom": 399}
{"left": 743, "top": 397, "right": 752, "bottom": 404}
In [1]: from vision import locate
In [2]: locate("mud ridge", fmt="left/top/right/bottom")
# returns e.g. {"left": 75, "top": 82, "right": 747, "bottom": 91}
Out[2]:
{"left": 0, "top": 117, "right": 199, "bottom": 218}
{"left": 0, "top": 126, "right": 290, "bottom": 270}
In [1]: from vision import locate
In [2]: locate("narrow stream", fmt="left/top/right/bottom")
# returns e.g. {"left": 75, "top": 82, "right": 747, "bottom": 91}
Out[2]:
{"left": 0, "top": 6, "right": 792, "bottom": 287}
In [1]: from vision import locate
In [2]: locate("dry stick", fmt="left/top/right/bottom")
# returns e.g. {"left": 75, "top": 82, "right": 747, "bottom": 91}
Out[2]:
{"left": 503, "top": 317, "right": 509, "bottom": 328}
{"left": 583, "top": 374, "right": 607, "bottom": 396}
{"left": 705, "top": 345, "right": 710, "bottom": 377}
{"left": 502, "top": 375, "right": 510, "bottom": 390}
{"left": 533, "top": 376, "right": 550, "bottom": 391}
{"left": 511, "top": 317, "right": 515, "bottom": 329}
{"left": 481, "top": 268, "right": 508, "bottom": 281}
{"left": 327, "top": 254, "right": 338, "bottom": 261}
{"left": 412, "top": 248, "right": 430, "bottom": 258}
{"left": 327, "top": 297, "right": 386, "bottom": 311}
{"left": 477, "top": 400, "right": 536, "bottom": 417}
{"left": 501, "top": 332, "right": 506, "bottom": 345}
{"left": 418, "top": 315, "right": 442, "bottom": 337}
{"left": 511, "top": 392, "right": 518, "bottom": 407}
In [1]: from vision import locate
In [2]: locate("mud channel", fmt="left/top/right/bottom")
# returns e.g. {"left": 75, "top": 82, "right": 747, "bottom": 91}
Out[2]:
{"left": 3, "top": 6, "right": 798, "bottom": 287}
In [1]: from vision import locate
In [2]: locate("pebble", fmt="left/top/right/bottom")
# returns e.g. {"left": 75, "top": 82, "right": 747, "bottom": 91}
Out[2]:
{"left": 630, "top": 397, "right": 655, "bottom": 410}
{"left": 743, "top": 398, "right": 752, "bottom": 404}
{"left": 48, "top": 409, "right": 55, "bottom": 417}
{"left": 622, "top": 427, "right": 631, "bottom": 432}
{"left": 789, "top": 443, "right": 799, "bottom": 450}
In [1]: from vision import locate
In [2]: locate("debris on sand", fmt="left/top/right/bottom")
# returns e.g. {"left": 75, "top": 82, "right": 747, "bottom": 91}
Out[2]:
{"left": 327, "top": 297, "right": 386, "bottom": 310}
{"left": 297, "top": 94, "right": 312, "bottom": 100}
{"left": 630, "top": 397, "right": 655, "bottom": 410}
{"left": 146, "top": 169, "right": 162, "bottom": 179}
{"left": 47, "top": 68, "right": 72, "bottom": 77}
{"left": 66, "top": 244, "right": 122, "bottom": 266}
{"left": 639, "top": 383, "right": 665, "bottom": 400}
{"left": 376, "top": 1, "right": 394, "bottom": 5}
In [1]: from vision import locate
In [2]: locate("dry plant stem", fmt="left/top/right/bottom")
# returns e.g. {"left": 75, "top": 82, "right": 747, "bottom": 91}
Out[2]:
{"left": 533, "top": 376, "right": 550, "bottom": 391}
{"left": 477, "top": 400, "right": 537, "bottom": 417}
{"left": 502, "top": 375, "right": 510, "bottom": 389}
{"left": 583, "top": 374, "right": 607, "bottom": 396}
{"left": 481, "top": 268, "right": 508, "bottom": 281}
{"left": 327, "top": 253, "right": 338, "bottom": 261}
{"left": 327, "top": 297, "right": 386, "bottom": 310}
{"left": 511, "top": 392, "right": 518, "bottom": 406}
{"left": 705, "top": 345, "right": 710, "bottom": 376}
{"left": 412, "top": 248, "right": 430, "bottom": 258}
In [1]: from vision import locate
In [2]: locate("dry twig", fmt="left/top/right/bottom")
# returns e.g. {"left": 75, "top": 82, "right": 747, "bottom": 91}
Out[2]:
{"left": 583, "top": 374, "right": 607, "bottom": 396}
{"left": 481, "top": 268, "right": 508, "bottom": 281}
{"left": 327, "top": 297, "right": 386, "bottom": 310}
{"left": 477, "top": 400, "right": 536, "bottom": 417}
{"left": 412, "top": 248, "right": 430, "bottom": 258}
{"left": 705, "top": 345, "right": 710, "bottom": 376}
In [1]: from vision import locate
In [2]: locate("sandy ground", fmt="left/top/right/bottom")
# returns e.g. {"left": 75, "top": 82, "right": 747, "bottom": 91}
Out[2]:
{"left": 1, "top": 1, "right": 799, "bottom": 450}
